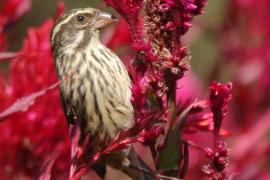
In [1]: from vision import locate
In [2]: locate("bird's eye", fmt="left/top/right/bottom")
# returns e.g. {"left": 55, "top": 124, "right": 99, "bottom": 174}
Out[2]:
{"left": 76, "top": 15, "right": 85, "bottom": 23}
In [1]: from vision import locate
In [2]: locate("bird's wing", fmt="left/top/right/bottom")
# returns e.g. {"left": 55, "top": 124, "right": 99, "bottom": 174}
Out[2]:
{"left": 60, "top": 92, "right": 76, "bottom": 124}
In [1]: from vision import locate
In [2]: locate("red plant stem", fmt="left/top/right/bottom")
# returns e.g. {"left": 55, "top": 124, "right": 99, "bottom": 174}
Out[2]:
{"left": 213, "top": 108, "right": 223, "bottom": 149}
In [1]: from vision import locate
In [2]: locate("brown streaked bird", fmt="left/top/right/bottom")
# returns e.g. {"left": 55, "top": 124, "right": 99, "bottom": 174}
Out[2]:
{"left": 50, "top": 8, "right": 151, "bottom": 180}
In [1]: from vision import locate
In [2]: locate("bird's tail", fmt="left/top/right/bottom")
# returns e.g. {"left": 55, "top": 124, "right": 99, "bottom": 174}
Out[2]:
{"left": 121, "top": 148, "right": 155, "bottom": 180}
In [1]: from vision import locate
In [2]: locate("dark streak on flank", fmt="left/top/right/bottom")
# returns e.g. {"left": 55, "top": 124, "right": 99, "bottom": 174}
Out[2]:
{"left": 81, "top": 87, "right": 87, "bottom": 119}
{"left": 90, "top": 54, "right": 111, "bottom": 86}
{"left": 116, "top": 62, "right": 123, "bottom": 75}
{"left": 115, "top": 109, "right": 126, "bottom": 116}
{"left": 105, "top": 48, "right": 125, "bottom": 75}
{"left": 98, "top": 78, "right": 104, "bottom": 93}
{"left": 94, "top": 50, "right": 118, "bottom": 84}
{"left": 92, "top": 50, "right": 112, "bottom": 73}
{"left": 103, "top": 133, "right": 110, "bottom": 149}
{"left": 103, "top": 48, "right": 114, "bottom": 59}
{"left": 61, "top": 54, "right": 67, "bottom": 75}
{"left": 82, "top": 52, "right": 87, "bottom": 63}
{"left": 105, "top": 107, "right": 119, "bottom": 130}
{"left": 69, "top": 77, "right": 74, "bottom": 101}
{"left": 109, "top": 98, "right": 126, "bottom": 116}
{"left": 93, "top": 92, "right": 103, "bottom": 126}
{"left": 98, "top": 49, "right": 117, "bottom": 74}
{"left": 91, "top": 51, "right": 104, "bottom": 68}
{"left": 77, "top": 79, "right": 82, "bottom": 100}
{"left": 84, "top": 78, "right": 93, "bottom": 126}
{"left": 65, "top": 53, "right": 76, "bottom": 76}
{"left": 106, "top": 48, "right": 128, "bottom": 76}
{"left": 96, "top": 49, "right": 114, "bottom": 70}
{"left": 86, "top": 52, "right": 109, "bottom": 86}
{"left": 89, "top": 76, "right": 101, "bottom": 134}
{"left": 109, "top": 100, "right": 116, "bottom": 108}
{"left": 99, "top": 48, "right": 111, "bottom": 60}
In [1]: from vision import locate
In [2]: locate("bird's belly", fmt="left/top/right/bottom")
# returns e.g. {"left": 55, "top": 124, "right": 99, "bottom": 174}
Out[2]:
{"left": 58, "top": 47, "right": 133, "bottom": 151}
{"left": 61, "top": 74, "right": 132, "bottom": 152}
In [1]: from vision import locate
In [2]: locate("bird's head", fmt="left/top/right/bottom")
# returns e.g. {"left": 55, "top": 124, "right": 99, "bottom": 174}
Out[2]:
{"left": 51, "top": 8, "right": 117, "bottom": 51}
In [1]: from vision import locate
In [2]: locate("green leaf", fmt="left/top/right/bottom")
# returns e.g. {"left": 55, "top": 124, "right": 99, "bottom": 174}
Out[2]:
{"left": 157, "top": 104, "right": 193, "bottom": 177}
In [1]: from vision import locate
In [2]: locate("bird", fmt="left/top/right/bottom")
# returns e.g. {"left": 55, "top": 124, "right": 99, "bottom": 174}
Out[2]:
{"left": 50, "top": 7, "right": 151, "bottom": 180}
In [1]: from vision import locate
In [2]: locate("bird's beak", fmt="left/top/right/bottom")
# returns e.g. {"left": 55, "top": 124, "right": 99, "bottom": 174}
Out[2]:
{"left": 94, "top": 12, "right": 118, "bottom": 29}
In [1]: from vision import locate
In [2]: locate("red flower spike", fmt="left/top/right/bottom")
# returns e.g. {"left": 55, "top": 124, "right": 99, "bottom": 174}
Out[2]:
{"left": 212, "top": 141, "right": 231, "bottom": 172}
{"left": 209, "top": 81, "right": 232, "bottom": 138}
{"left": 107, "top": 19, "right": 132, "bottom": 50}
{"left": 54, "top": 1, "right": 65, "bottom": 19}
{"left": 203, "top": 140, "right": 231, "bottom": 174}
{"left": 104, "top": 0, "right": 143, "bottom": 16}
{"left": 201, "top": 164, "right": 214, "bottom": 177}
{"left": 131, "top": 75, "right": 147, "bottom": 113}
{"left": 201, "top": 82, "right": 232, "bottom": 179}
{"left": 193, "top": 0, "right": 207, "bottom": 14}
{"left": 204, "top": 147, "right": 214, "bottom": 158}
{"left": 139, "top": 126, "right": 164, "bottom": 146}
{"left": 104, "top": 0, "right": 207, "bottom": 112}
{"left": 104, "top": 0, "right": 144, "bottom": 46}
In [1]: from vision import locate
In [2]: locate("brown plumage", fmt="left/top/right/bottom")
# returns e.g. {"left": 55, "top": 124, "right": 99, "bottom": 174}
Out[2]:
{"left": 50, "top": 8, "right": 151, "bottom": 180}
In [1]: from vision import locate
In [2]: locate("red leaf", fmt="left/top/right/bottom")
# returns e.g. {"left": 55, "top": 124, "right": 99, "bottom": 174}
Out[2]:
{"left": 0, "top": 80, "right": 61, "bottom": 120}
{"left": 34, "top": 150, "right": 59, "bottom": 180}
{"left": 69, "top": 124, "right": 81, "bottom": 178}
{"left": 0, "top": 52, "right": 18, "bottom": 61}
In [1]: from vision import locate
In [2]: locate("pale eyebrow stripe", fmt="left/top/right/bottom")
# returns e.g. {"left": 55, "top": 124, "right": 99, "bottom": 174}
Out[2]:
{"left": 51, "top": 9, "right": 91, "bottom": 41}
